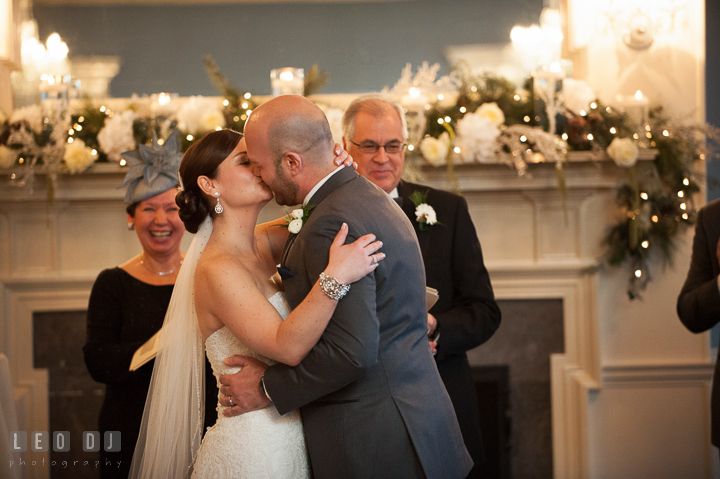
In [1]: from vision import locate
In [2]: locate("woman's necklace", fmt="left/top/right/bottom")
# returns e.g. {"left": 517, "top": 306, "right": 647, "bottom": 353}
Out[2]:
{"left": 140, "top": 253, "right": 183, "bottom": 276}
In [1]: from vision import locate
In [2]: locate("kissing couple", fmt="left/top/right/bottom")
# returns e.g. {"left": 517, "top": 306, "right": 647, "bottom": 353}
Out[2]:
{"left": 130, "top": 95, "right": 472, "bottom": 479}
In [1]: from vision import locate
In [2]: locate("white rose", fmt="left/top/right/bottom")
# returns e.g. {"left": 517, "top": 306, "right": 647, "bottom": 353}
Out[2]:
{"left": 563, "top": 79, "right": 596, "bottom": 116}
{"left": 291, "top": 208, "right": 304, "bottom": 219}
{"left": 177, "top": 96, "right": 226, "bottom": 135}
{"left": 420, "top": 132, "right": 451, "bottom": 166}
{"left": 288, "top": 219, "right": 303, "bottom": 234}
{"left": 10, "top": 105, "right": 43, "bottom": 133}
{"left": 0, "top": 145, "right": 17, "bottom": 169}
{"left": 475, "top": 102, "right": 505, "bottom": 127}
{"left": 415, "top": 203, "right": 437, "bottom": 225}
{"left": 606, "top": 137, "right": 639, "bottom": 168}
{"left": 63, "top": 139, "right": 98, "bottom": 173}
{"left": 455, "top": 113, "right": 500, "bottom": 163}
{"left": 97, "top": 110, "right": 136, "bottom": 162}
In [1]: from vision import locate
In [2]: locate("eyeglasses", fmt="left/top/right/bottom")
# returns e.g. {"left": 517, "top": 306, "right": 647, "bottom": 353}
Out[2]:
{"left": 350, "top": 139, "right": 406, "bottom": 155}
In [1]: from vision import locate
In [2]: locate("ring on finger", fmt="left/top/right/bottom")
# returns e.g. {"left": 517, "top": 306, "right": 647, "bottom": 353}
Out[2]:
{"left": 229, "top": 398, "right": 234, "bottom": 407}
{"left": 372, "top": 256, "right": 378, "bottom": 264}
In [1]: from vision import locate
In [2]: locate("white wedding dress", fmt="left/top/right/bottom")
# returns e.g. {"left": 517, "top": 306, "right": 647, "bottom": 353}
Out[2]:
{"left": 192, "top": 292, "right": 311, "bottom": 479}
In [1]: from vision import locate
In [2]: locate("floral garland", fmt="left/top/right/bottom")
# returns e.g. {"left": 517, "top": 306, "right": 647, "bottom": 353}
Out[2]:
{"left": 416, "top": 66, "right": 718, "bottom": 299}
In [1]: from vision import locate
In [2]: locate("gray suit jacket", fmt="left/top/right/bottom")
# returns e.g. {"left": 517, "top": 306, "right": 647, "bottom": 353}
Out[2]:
{"left": 264, "top": 167, "right": 472, "bottom": 479}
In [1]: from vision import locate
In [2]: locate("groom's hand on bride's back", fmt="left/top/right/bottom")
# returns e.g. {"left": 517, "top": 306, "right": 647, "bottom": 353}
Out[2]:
{"left": 219, "top": 355, "right": 271, "bottom": 417}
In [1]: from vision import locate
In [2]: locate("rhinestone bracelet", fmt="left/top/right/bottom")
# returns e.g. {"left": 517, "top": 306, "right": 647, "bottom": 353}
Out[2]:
{"left": 319, "top": 272, "right": 351, "bottom": 301}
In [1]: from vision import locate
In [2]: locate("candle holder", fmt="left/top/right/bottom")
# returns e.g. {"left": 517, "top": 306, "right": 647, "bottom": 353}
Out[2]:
{"left": 270, "top": 68, "right": 305, "bottom": 97}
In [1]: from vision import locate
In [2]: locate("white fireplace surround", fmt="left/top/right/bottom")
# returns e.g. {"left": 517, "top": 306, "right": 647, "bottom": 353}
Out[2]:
{"left": 0, "top": 158, "right": 714, "bottom": 479}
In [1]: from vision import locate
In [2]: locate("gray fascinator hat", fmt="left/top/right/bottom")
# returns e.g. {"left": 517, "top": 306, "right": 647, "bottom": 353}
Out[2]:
{"left": 119, "top": 128, "right": 184, "bottom": 204}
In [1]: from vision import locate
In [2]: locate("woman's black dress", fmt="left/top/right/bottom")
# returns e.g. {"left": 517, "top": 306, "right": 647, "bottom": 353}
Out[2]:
{"left": 84, "top": 268, "right": 218, "bottom": 479}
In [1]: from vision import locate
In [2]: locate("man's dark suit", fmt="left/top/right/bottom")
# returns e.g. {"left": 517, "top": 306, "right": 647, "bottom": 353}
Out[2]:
{"left": 264, "top": 167, "right": 473, "bottom": 479}
{"left": 397, "top": 180, "right": 501, "bottom": 473}
{"left": 677, "top": 198, "right": 720, "bottom": 447}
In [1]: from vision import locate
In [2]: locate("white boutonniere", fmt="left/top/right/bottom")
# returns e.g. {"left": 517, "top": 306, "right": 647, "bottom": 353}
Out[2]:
{"left": 283, "top": 205, "right": 315, "bottom": 234}
{"left": 409, "top": 191, "right": 440, "bottom": 232}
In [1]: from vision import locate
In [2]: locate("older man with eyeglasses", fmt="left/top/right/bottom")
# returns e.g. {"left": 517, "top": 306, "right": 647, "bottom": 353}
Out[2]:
{"left": 343, "top": 95, "right": 502, "bottom": 479}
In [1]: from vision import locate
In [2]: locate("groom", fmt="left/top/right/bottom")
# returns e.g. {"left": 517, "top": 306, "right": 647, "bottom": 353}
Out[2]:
{"left": 219, "top": 94, "right": 472, "bottom": 479}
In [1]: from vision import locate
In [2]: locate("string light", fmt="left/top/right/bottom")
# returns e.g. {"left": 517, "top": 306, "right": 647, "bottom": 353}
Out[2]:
{"left": 514, "top": 95, "right": 520, "bottom": 101}
{"left": 606, "top": 107, "right": 612, "bottom": 113}
{"left": 75, "top": 124, "right": 82, "bottom": 131}
{"left": 99, "top": 106, "right": 106, "bottom": 112}
{"left": 682, "top": 213, "right": 689, "bottom": 220}
{"left": 678, "top": 191, "right": 684, "bottom": 198}
{"left": 437, "top": 118, "right": 444, "bottom": 125}
{"left": 407, "top": 144, "right": 414, "bottom": 151}
{"left": 187, "top": 135, "right": 194, "bottom": 141}
{"left": 157, "top": 139, "right": 164, "bottom": 145}
{"left": 587, "top": 133, "right": 594, "bottom": 141}
{"left": 590, "top": 102, "right": 597, "bottom": 109}
{"left": 641, "top": 241, "right": 649, "bottom": 248}
{"left": 67, "top": 137, "right": 73, "bottom": 143}
{"left": 216, "top": 126, "right": 222, "bottom": 131}
{"left": 91, "top": 149, "right": 97, "bottom": 155}
{"left": 640, "top": 192, "right": 648, "bottom": 200}
{"left": 424, "top": 104, "right": 431, "bottom": 111}
{"left": 609, "top": 127, "right": 616, "bottom": 134}
{"left": 444, "top": 116, "right": 451, "bottom": 123}
{"left": 645, "top": 124, "right": 651, "bottom": 131}
{"left": 635, "top": 270, "right": 642, "bottom": 278}
{"left": 680, "top": 203, "right": 686, "bottom": 210}
{"left": 683, "top": 178, "right": 690, "bottom": 186}
{"left": 662, "top": 130, "right": 669, "bottom": 137}
{"left": 524, "top": 116, "right": 531, "bottom": 122}
{"left": 68, "top": 129, "right": 74, "bottom": 135}
{"left": 18, "top": 158, "right": 24, "bottom": 164}
{"left": 652, "top": 215, "right": 659, "bottom": 222}
{"left": 437, "top": 94, "right": 444, "bottom": 101}
{"left": 454, "top": 146, "right": 461, "bottom": 154}
{"left": 78, "top": 116, "right": 85, "bottom": 123}
{"left": 580, "top": 110, "right": 587, "bottom": 116}
{"left": 244, "top": 92, "right": 252, "bottom": 99}
{"left": 561, "top": 133, "right": 568, "bottom": 140}
{"left": 646, "top": 132, "right": 652, "bottom": 138}
{"left": 700, "top": 153, "right": 706, "bottom": 160}
{"left": 233, "top": 116, "right": 240, "bottom": 122}
{"left": 633, "top": 133, "right": 639, "bottom": 139}
{"left": 119, "top": 159, "right": 126, "bottom": 166}
{"left": 520, "top": 135, "right": 527, "bottom": 142}
{"left": 242, "top": 103, "right": 249, "bottom": 109}
{"left": 459, "top": 106, "right": 466, "bottom": 113}
{"left": 222, "top": 99, "right": 229, "bottom": 107}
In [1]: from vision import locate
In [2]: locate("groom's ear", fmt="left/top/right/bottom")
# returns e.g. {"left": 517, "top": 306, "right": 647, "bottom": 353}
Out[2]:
{"left": 282, "top": 152, "right": 303, "bottom": 177}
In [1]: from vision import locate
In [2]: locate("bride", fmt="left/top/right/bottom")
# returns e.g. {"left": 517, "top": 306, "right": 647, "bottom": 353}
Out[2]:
{"left": 129, "top": 128, "right": 384, "bottom": 478}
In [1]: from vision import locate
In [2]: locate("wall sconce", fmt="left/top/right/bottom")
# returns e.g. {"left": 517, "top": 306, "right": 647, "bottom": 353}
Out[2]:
{"left": 600, "top": 0, "right": 688, "bottom": 50}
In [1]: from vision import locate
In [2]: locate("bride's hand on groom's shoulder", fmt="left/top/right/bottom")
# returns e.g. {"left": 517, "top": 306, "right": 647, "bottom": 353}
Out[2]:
{"left": 333, "top": 144, "right": 357, "bottom": 170}
{"left": 219, "top": 355, "right": 271, "bottom": 417}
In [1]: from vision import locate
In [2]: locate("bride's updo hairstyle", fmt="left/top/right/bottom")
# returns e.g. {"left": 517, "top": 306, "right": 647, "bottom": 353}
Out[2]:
{"left": 176, "top": 129, "right": 243, "bottom": 233}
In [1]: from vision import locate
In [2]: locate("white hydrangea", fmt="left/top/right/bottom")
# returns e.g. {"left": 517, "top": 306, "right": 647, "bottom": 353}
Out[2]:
{"left": 419, "top": 132, "right": 451, "bottom": 166}
{"left": 415, "top": 203, "right": 437, "bottom": 225}
{"left": 455, "top": 113, "right": 500, "bottom": 163}
{"left": 0, "top": 145, "right": 17, "bottom": 169}
{"left": 10, "top": 105, "right": 44, "bottom": 133}
{"left": 563, "top": 79, "right": 596, "bottom": 116}
{"left": 63, "top": 139, "right": 98, "bottom": 173}
{"left": 606, "top": 137, "right": 639, "bottom": 168}
{"left": 176, "top": 96, "right": 226, "bottom": 135}
{"left": 97, "top": 110, "right": 136, "bottom": 162}
{"left": 475, "top": 102, "right": 505, "bottom": 127}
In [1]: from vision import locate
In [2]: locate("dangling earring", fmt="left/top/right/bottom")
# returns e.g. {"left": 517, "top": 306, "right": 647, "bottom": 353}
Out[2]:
{"left": 128, "top": 222, "right": 134, "bottom": 231}
{"left": 214, "top": 192, "right": 223, "bottom": 214}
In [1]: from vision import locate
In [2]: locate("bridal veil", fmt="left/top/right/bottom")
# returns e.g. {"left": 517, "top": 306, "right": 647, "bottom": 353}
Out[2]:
{"left": 129, "top": 216, "right": 213, "bottom": 479}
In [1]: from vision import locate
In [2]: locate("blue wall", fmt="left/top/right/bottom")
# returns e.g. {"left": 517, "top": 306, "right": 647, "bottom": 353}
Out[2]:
{"left": 34, "top": 0, "right": 543, "bottom": 98}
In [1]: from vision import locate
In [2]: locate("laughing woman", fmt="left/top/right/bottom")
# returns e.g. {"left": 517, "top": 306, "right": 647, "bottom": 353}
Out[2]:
{"left": 82, "top": 131, "right": 219, "bottom": 479}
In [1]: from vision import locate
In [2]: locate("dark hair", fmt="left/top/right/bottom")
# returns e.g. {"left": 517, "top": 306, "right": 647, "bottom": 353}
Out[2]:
{"left": 175, "top": 129, "right": 243, "bottom": 233}
{"left": 126, "top": 202, "right": 139, "bottom": 217}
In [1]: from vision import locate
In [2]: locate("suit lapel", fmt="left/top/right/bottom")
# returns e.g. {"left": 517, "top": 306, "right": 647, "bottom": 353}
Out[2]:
{"left": 280, "top": 167, "right": 359, "bottom": 267}
{"left": 398, "top": 181, "right": 432, "bottom": 258}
